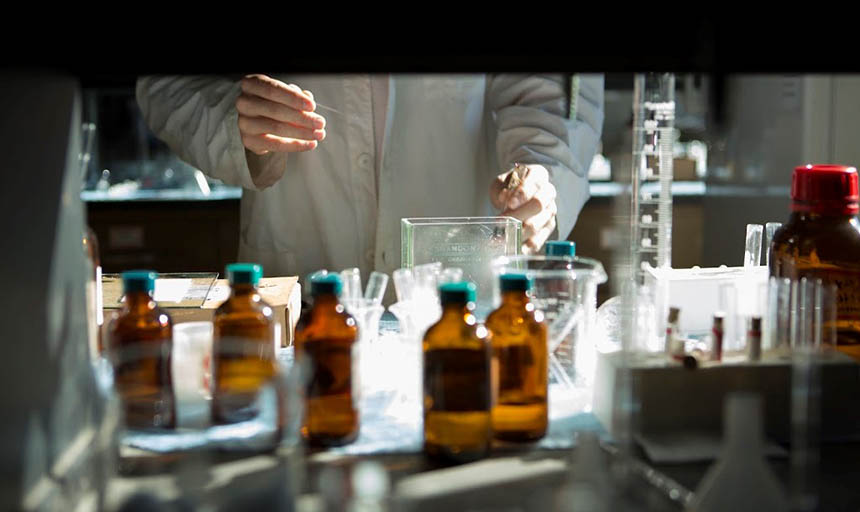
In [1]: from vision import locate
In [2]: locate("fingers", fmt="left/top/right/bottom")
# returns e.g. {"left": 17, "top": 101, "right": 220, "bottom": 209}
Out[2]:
{"left": 506, "top": 164, "right": 549, "bottom": 210}
{"left": 241, "top": 133, "right": 319, "bottom": 156}
{"left": 238, "top": 115, "right": 325, "bottom": 141}
{"left": 523, "top": 216, "right": 557, "bottom": 255}
{"left": 503, "top": 181, "right": 557, "bottom": 221}
{"left": 241, "top": 74, "right": 315, "bottom": 112}
{"left": 520, "top": 200, "right": 558, "bottom": 240}
{"left": 236, "top": 93, "right": 326, "bottom": 130}
{"left": 490, "top": 170, "right": 513, "bottom": 210}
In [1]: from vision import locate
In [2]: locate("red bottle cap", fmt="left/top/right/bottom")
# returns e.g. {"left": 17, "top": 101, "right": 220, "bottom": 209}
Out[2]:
{"left": 792, "top": 164, "right": 859, "bottom": 215}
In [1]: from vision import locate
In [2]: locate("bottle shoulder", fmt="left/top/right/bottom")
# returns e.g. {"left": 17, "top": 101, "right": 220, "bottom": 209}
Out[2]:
{"left": 774, "top": 217, "right": 860, "bottom": 267}
{"left": 109, "top": 304, "right": 171, "bottom": 340}
{"left": 215, "top": 294, "right": 274, "bottom": 321}
{"left": 423, "top": 316, "right": 490, "bottom": 351}
{"left": 295, "top": 304, "right": 357, "bottom": 341}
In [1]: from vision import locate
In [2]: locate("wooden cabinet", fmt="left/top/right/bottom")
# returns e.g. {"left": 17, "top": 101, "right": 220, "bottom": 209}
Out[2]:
{"left": 86, "top": 199, "right": 240, "bottom": 275}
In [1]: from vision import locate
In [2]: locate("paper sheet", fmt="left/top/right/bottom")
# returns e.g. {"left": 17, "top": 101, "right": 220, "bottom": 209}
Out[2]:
{"left": 154, "top": 279, "right": 193, "bottom": 303}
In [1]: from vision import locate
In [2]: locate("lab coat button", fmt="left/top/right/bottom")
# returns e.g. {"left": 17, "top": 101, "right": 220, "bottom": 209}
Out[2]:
{"left": 357, "top": 153, "right": 372, "bottom": 170}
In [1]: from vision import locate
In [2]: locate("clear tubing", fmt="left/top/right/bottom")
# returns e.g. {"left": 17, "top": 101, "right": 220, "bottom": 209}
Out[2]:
{"left": 364, "top": 271, "right": 389, "bottom": 305}
{"left": 392, "top": 268, "right": 414, "bottom": 303}
{"left": 744, "top": 224, "right": 764, "bottom": 267}
{"left": 764, "top": 222, "right": 783, "bottom": 267}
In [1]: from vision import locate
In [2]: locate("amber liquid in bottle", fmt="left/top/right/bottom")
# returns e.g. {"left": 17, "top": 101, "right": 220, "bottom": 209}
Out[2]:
{"left": 211, "top": 283, "right": 277, "bottom": 424}
{"left": 771, "top": 212, "right": 860, "bottom": 358}
{"left": 295, "top": 293, "right": 359, "bottom": 446}
{"left": 108, "top": 291, "right": 176, "bottom": 429}
{"left": 423, "top": 299, "right": 494, "bottom": 463}
{"left": 486, "top": 290, "right": 548, "bottom": 442}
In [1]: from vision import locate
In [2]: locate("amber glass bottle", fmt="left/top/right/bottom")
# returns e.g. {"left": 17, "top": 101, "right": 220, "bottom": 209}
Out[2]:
{"left": 423, "top": 282, "right": 494, "bottom": 463}
{"left": 211, "top": 263, "right": 277, "bottom": 424}
{"left": 108, "top": 270, "right": 176, "bottom": 429}
{"left": 486, "top": 273, "right": 548, "bottom": 442}
{"left": 771, "top": 164, "right": 860, "bottom": 358}
{"left": 295, "top": 273, "right": 359, "bottom": 446}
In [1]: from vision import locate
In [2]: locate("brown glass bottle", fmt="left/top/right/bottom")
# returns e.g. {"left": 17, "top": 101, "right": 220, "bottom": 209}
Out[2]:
{"left": 295, "top": 273, "right": 359, "bottom": 446}
{"left": 108, "top": 270, "right": 176, "bottom": 429}
{"left": 211, "top": 263, "right": 278, "bottom": 424}
{"left": 486, "top": 274, "right": 548, "bottom": 442}
{"left": 423, "top": 282, "right": 494, "bottom": 463}
{"left": 771, "top": 165, "right": 860, "bottom": 358}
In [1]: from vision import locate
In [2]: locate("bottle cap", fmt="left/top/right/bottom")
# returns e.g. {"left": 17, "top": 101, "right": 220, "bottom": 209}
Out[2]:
{"left": 791, "top": 164, "right": 859, "bottom": 215}
{"left": 439, "top": 282, "right": 477, "bottom": 305}
{"left": 122, "top": 270, "right": 157, "bottom": 294}
{"left": 545, "top": 240, "right": 576, "bottom": 257}
{"left": 499, "top": 273, "right": 532, "bottom": 292}
{"left": 668, "top": 307, "right": 680, "bottom": 323}
{"left": 226, "top": 263, "right": 262, "bottom": 286}
{"left": 311, "top": 273, "right": 343, "bottom": 297}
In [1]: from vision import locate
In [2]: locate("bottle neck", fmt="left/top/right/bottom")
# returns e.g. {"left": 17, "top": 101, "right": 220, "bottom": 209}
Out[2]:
{"left": 125, "top": 291, "right": 155, "bottom": 311}
{"left": 230, "top": 283, "right": 258, "bottom": 298}
{"left": 312, "top": 293, "right": 341, "bottom": 310}
{"left": 500, "top": 290, "right": 529, "bottom": 307}
{"left": 791, "top": 210, "right": 857, "bottom": 224}
{"left": 441, "top": 302, "right": 473, "bottom": 319}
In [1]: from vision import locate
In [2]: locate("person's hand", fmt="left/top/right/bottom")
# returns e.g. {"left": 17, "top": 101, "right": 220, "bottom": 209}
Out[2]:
{"left": 236, "top": 74, "right": 327, "bottom": 155}
{"left": 490, "top": 163, "right": 558, "bottom": 254}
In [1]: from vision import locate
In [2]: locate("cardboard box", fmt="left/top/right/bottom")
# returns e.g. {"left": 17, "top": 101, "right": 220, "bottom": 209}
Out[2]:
{"left": 102, "top": 274, "right": 301, "bottom": 347}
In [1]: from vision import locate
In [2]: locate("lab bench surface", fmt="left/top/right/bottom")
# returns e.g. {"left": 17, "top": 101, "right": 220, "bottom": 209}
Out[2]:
{"left": 107, "top": 440, "right": 860, "bottom": 511}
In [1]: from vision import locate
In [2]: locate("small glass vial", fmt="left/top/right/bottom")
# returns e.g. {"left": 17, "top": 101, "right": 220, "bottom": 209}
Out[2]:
{"left": 295, "top": 273, "right": 359, "bottom": 446}
{"left": 108, "top": 270, "right": 176, "bottom": 429}
{"left": 423, "top": 282, "right": 493, "bottom": 463}
{"left": 771, "top": 164, "right": 860, "bottom": 359}
{"left": 486, "top": 273, "right": 548, "bottom": 442}
{"left": 748, "top": 316, "right": 762, "bottom": 362}
{"left": 711, "top": 312, "right": 725, "bottom": 362}
{"left": 211, "top": 263, "right": 277, "bottom": 425}
{"left": 666, "top": 307, "right": 685, "bottom": 360}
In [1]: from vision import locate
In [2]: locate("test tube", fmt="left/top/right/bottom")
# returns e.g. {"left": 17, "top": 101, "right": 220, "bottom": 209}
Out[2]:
{"left": 744, "top": 224, "right": 764, "bottom": 267}
{"left": 764, "top": 222, "right": 783, "bottom": 267}
{"left": 392, "top": 268, "right": 414, "bottom": 303}
{"left": 341, "top": 268, "right": 362, "bottom": 302}
{"left": 413, "top": 262, "right": 442, "bottom": 301}
{"left": 364, "top": 271, "right": 389, "bottom": 305}
{"left": 437, "top": 267, "right": 463, "bottom": 285}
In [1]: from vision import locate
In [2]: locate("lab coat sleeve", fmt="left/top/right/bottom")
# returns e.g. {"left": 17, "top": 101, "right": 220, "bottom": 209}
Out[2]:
{"left": 488, "top": 74, "right": 604, "bottom": 240}
{"left": 135, "top": 75, "right": 288, "bottom": 190}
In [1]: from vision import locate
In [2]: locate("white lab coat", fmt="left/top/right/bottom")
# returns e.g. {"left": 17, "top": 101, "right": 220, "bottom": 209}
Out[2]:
{"left": 136, "top": 74, "right": 603, "bottom": 285}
